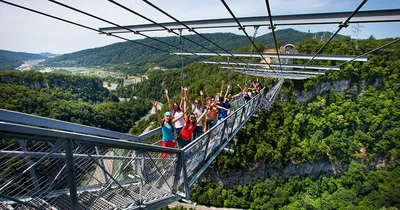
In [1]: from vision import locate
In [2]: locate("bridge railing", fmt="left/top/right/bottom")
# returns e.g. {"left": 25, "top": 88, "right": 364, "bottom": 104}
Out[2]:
{"left": 0, "top": 110, "right": 184, "bottom": 209}
{"left": 179, "top": 79, "right": 283, "bottom": 199}
{"left": 0, "top": 79, "right": 283, "bottom": 209}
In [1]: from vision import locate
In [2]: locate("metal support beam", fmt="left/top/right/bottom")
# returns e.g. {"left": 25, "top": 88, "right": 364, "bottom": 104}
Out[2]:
{"left": 17, "top": 140, "right": 41, "bottom": 192}
{"left": 172, "top": 152, "right": 183, "bottom": 194}
{"left": 231, "top": 69, "right": 313, "bottom": 80}
{"left": 0, "top": 121, "right": 182, "bottom": 154}
{"left": 202, "top": 61, "right": 340, "bottom": 70}
{"left": 220, "top": 66, "right": 326, "bottom": 75}
{"left": 172, "top": 52, "right": 368, "bottom": 61}
{"left": 99, "top": 9, "right": 400, "bottom": 33}
{"left": 0, "top": 109, "right": 142, "bottom": 142}
{"left": 180, "top": 151, "right": 190, "bottom": 200}
{"left": 65, "top": 140, "right": 78, "bottom": 210}
{"left": 95, "top": 146, "right": 108, "bottom": 183}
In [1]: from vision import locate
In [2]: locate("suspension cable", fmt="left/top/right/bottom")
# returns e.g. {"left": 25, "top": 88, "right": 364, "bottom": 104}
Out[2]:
{"left": 179, "top": 29, "right": 184, "bottom": 86}
{"left": 300, "top": 0, "right": 368, "bottom": 71}
{"left": 0, "top": 0, "right": 171, "bottom": 54}
{"left": 48, "top": 0, "right": 199, "bottom": 63}
{"left": 247, "top": 26, "right": 259, "bottom": 71}
{"left": 265, "top": 0, "right": 284, "bottom": 77}
{"left": 220, "top": 0, "right": 281, "bottom": 79}
{"left": 328, "top": 38, "right": 400, "bottom": 70}
{"left": 142, "top": 0, "right": 246, "bottom": 67}
{"left": 108, "top": 0, "right": 224, "bottom": 57}
{"left": 245, "top": 26, "right": 260, "bottom": 85}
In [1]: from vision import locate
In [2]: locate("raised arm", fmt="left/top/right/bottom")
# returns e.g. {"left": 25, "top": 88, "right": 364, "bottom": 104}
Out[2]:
{"left": 219, "top": 81, "right": 224, "bottom": 95}
{"left": 224, "top": 85, "right": 230, "bottom": 99}
{"left": 172, "top": 111, "right": 184, "bottom": 123}
{"left": 185, "top": 86, "right": 194, "bottom": 106}
{"left": 179, "top": 86, "right": 184, "bottom": 110}
{"left": 200, "top": 90, "right": 204, "bottom": 107}
{"left": 196, "top": 110, "right": 207, "bottom": 125}
{"left": 216, "top": 104, "right": 230, "bottom": 111}
{"left": 153, "top": 99, "right": 163, "bottom": 126}
{"left": 165, "top": 89, "right": 173, "bottom": 113}
{"left": 183, "top": 94, "right": 190, "bottom": 115}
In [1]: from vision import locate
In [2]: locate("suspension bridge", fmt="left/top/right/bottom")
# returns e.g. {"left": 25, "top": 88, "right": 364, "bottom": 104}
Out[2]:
{"left": 0, "top": 0, "right": 399, "bottom": 209}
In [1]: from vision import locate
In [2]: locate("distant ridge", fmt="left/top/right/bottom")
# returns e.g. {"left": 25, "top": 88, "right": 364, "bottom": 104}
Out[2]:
{"left": 39, "top": 52, "right": 59, "bottom": 58}
{"left": 1, "top": 29, "right": 348, "bottom": 73}
{"left": 0, "top": 50, "right": 46, "bottom": 70}
{"left": 42, "top": 29, "right": 348, "bottom": 75}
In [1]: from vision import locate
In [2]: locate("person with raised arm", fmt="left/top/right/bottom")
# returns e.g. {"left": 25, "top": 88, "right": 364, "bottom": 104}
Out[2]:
{"left": 204, "top": 98, "right": 215, "bottom": 132}
{"left": 187, "top": 89, "right": 205, "bottom": 139}
{"left": 152, "top": 99, "right": 182, "bottom": 169}
{"left": 237, "top": 83, "right": 251, "bottom": 103}
{"left": 177, "top": 88, "right": 207, "bottom": 149}
{"left": 165, "top": 88, "right": 185, "bottom": 136}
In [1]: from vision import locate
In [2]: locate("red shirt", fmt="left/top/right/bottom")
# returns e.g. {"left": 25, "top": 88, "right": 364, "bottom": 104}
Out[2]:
{"left": 211, "top": 106, "right": 218, "bottom": 118}
{"left": 180, "top": 116, "right": 197, "bottom": 140}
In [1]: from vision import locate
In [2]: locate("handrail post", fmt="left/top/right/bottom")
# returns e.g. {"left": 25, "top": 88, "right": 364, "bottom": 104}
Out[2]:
{"left": 95, "top": 146, "right": 108, "bottom": 183}
{"left": 65, "top": 139, "right": 78, "bottom": 209}
{"left": 172, "top": 151, "right": 183, "bottom": 193}
{"left": 239, "top": 105, "right": 246, "bottom": 124}
{"left": 202, "top": 131, "right": 212, "bottom": 161}
{"left": 180, "top": 151, "right": 190, "bottom": 199}
{"left": 229, "top": 112, "right": 237, "bottom": 135}
{"left": 219, "top": 120, "right": 228, "bottom": 146}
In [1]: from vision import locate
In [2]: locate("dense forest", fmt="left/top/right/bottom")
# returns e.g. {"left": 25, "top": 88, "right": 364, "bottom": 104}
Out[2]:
{"left": 186, "top": 37, "right": 400, "bottom": 209}
{"left": 0, "top": 50, "right": 46, "bottom": 70}
{"left": 122, "top": 37, "right": 400, "bottom": 209}
{"left": 189, "top": 163, "right": 400, "bottom": 209}
{"left": 0, "top": 71, "right": 149, "bottom": 132}
{"left": 1, "top": 33, "right": 399, "bottom": 209}
{"left": 42, "top": 29, "right": 346, "bottom": 75}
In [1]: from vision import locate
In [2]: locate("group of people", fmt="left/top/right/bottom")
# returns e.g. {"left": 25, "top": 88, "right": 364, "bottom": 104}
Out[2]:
{"left": 153, "top": 80, "right": 262, "bottom": 152}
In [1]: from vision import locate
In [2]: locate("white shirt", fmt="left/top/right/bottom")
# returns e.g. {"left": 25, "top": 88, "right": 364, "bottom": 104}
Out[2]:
{"left": 173, "top": 110, "right": 185, "bottom": 128}
{"left": 191, "top": 104, "right": 204, "bottom": 127}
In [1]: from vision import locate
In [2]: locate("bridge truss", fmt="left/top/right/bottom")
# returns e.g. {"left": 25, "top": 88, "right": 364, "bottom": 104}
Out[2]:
{"left": 0, "top": 81, "right": 283, "bottom": 209}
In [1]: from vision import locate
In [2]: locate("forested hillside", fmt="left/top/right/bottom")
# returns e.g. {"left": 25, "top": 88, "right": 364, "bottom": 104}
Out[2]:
{"left": 121, "top": 36, "right": 400, "bottom": 209}
{"left": 0, "top": 71, "right": 149, "bottom": 132}
{"left": 185, "top": 37, "right": 400, "bottom": 209}
{"left": 190, "top": 163, "right": 400, "bottom": 209}
{"left": 0, "top": 50, "right": 46, "bottom": 70}
{"left": 43, "top": 29, "right": 346, "bottom": 75}
{"left": 1, "top": 34, "right": 399, "bottom": 209}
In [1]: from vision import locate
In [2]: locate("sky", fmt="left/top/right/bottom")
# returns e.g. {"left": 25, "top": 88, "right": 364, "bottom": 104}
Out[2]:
{"left": 0, "top": 0, "right": 399, "bottom": 54}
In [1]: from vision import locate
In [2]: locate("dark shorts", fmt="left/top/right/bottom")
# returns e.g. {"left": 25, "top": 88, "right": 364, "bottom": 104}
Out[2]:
{"left": 177, "top": 137, "right": 191, "bottom": 149}
{"left": 193, "top": 126, "right": 203, "bottom": 139}
{"left": 206, "top": 120, "right": 214, "bottom": 131}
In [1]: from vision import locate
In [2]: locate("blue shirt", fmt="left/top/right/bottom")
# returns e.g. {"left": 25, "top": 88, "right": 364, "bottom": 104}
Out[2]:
{"left": 161, "top": 122, "right": 175, "bottom": 141}
{"left": 217, "top": 101, "right": 230, "bottom": 119}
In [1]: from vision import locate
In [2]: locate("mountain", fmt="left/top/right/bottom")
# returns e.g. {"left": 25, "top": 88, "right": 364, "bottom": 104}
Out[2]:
{"left": 257, "top": 28, "right": 348, "bottom": 46}
{"left": 0, "top": 50, "right": 46, "bottom": 70}
{"left": 39, "top": 52, "right": 59, "bottom": 58}
{"left": 43, "top": 29, "right": 350, "bottom": 74}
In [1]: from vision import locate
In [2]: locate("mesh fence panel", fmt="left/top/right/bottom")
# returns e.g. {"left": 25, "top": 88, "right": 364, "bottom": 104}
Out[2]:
{"left": 0, "top": 135, "right": 181, "bottom": 209}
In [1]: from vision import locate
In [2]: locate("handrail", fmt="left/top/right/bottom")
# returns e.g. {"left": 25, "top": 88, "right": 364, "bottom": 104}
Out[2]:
{"left": 0, "top": 109, "right": 142, "bottom": 142}
{"left": 0, "top": 82, "right": 283, "bottom": 209}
